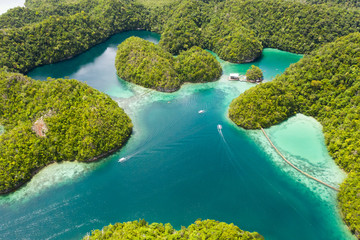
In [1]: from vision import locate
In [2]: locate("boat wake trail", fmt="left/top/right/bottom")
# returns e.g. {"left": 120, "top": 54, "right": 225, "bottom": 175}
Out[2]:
{"left": 217, "top": 124, "right": 235, "bottom": 160}
{"left": 217, "top": 124, "right": 230, "bottom": 147}
{"left": 217, "top": 124, "right": 248, "bottom": 183}
{"left": 217, "top": 124, "right": 225, "bottom": 141}
{"left": 118, "top": 150, "right": 142, "bottom": 163}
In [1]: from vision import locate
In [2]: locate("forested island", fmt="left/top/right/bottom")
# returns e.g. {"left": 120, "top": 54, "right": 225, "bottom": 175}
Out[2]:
{"left": 246, "top": 66, "right": 263, "bottom": 83}
{"left": 1, "top": 0, "right": 360, "bottom": 238}
{"left": 83, "top": 219, "right": 264, "bottom": 239}
{"left": 2, "top": 0, "right": 360, "bottom": 73}
{"left": 229, "top": 32, "right": 360, "bottom": 237}
{"left": 115, "top": 37, "right": 221, "bottom": 92}
{"left": 0, "top": 72, "right": 132, "bottom": 193}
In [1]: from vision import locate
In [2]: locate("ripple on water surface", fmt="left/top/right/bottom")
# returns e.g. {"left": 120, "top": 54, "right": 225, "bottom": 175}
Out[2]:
{"left": 1, "top": 31, "right": 353, "bottom": 240}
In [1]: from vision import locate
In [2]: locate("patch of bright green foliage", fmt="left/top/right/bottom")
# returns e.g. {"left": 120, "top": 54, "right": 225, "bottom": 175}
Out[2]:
{"left": 159, "top": 16, "right": 202, "bottom": 56}
{"left": 203, "top": 22, "right": 263, "bottom": 63}
{"left": 228, "top": 32, "right": 360, "bottom": 237}
{"left": 0, "top": 0, "right": 360, "bottom": 236}
{"left": 115, "top": 36, "right": 180, "bottom": 92}
{"left": 246, "top": 66, "right": 263, "bottom": 82}
{"left": 174, "top": 46, "right": 222, "bottom": 83}
{"left": 210, "top": 0, "right": 360, "bottom": 53}
{"left": 0, "top": 0, "right": 148, "bottom": 73}
{"left": 84, "top": 219, "right": 264, "bottom": 239}
{"left": 135, "top": 0, "right": 173, "bottom": 9}
{"left": 156, "top": 0, "right": 263, "bottom": 62}
{"left": 25, "top": 0, "right": 79, "bottom": 9}
{"left": 298, "top": 0, "right": 359, "bottom": 8}
{"left": 149, "top": 0, "right": 360, "bottom": 62}
{"left": 0, "top": 72, "right": 132, "bottom": 193}
{"left": 115, "top": 37, "right": 222, "bottom": 92}
{"left": 0, "top": 0, "right": 360, "bottom": 73}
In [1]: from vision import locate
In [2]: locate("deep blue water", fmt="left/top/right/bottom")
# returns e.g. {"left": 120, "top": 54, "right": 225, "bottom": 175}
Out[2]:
{"left": 0, "top": 31, "right": 353, "bottom": 240}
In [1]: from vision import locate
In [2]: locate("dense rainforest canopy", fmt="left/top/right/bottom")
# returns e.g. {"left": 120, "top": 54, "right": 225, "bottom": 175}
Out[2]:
{"left": 115, "top": 36, "right": 180, "bottom": 92}
{"left": 174, "top": 46, "right": 222, "bottom": 83}
{"left": 149, "top": 0, "right": 360, "bottom": 61}
{"left": 1, "top": 0, "right": 360, "bottom": 73}
{"left": 1, "top": 0, "right": 360, "bottom": 238}
{"left": 302, "top": 0, "right": 359, "bottom": 8}
{"left": 0, "top": 0, "right": 147, "bottom": 73}
{"left": 228, "top": 32, "right": 360, "bottom": 237}
{"left": 246, "top": 65, "right": 263, "bottom": 82}
{"left": 155, "top": 0, "right": 263, "bottom": 62}
{"left": 0, "top": 72, "right": 132, "bottom": 193}
{"left": 83, "top": 219, "right": 264, "bottom": 239}
{"left": 115, "top": 37, "right": 221, "bottom": 92}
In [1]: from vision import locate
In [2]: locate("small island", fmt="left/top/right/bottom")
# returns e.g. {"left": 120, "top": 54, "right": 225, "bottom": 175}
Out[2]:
{"left": 83, "top": 219, "right": 264, "bottom": 239}
{"left": 229, "top": 66, "right": 264, "bottom": 83}
{"left": 246, "top": 65, "right": 263, "bottom": 83}
{"left": 0, "top": 72, "right": 132, "bottom": 194}
{"left": 115, "top": 37, "right": 222, "bottom": 92}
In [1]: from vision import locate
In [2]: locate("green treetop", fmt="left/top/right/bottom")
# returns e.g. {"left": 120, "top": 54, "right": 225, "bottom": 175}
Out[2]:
{"left": 246, "top": 65, "right": 263, "bottom": 82}
{"left": 115, "top": 37, "right": 222, "bottom": 92}
{"left": 83, "top": 219, "right": 264, "bottom": 239}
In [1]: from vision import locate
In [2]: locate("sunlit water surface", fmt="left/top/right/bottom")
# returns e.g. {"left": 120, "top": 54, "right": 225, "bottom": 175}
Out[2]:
{"left": 0, "top": 31, "right": 354, "bottom": 240}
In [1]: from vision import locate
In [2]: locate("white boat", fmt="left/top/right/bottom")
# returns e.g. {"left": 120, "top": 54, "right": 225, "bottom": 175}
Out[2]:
{"left": 118, "top": 157, "right": 127, "bottom": 163}
{"left": 217, "top": 124, "right": 222, "bottom": 130}
{"left": 198, "top": 110, "right": 205, "bottom": 114}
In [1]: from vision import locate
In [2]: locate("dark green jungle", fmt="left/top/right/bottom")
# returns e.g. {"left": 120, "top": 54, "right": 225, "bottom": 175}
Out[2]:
{"left": 84, "top": 219, "right": 264, "bottom": 240}
{"left": 115, "top": 37, "right": 222, "bottom": 92}
{"left": 0, "top": 0, "right": 360, "bottom": 238}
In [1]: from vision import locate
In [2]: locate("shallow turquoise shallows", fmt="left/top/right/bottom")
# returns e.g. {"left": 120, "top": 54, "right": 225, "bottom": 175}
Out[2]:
{"left": 0, "top": 31, "right": 354, "bottom": 240}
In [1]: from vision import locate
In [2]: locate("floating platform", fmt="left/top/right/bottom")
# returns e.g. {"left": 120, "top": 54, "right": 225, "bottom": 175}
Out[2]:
{"left": 229, "top": 73, "right": 247, "bottom": 82}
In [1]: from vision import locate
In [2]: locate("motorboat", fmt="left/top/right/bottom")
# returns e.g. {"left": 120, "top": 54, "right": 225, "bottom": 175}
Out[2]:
{"left": 118, "top": 157, "right": 127, "bottom": 163}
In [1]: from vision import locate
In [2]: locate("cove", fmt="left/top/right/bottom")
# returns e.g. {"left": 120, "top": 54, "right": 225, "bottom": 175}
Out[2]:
{"left": 0, "top": 31, "right": 354, "bottom": 240}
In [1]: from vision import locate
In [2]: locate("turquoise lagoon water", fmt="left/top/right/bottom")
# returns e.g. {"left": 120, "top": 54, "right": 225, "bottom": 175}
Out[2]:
{"left": 0, "top": 31, "right": 354, "bottom": 240}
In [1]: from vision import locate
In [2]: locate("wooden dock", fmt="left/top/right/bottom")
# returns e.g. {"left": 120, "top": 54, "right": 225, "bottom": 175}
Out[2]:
{"left": 260, "top": 126, "right": 339, "bottom": 192}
